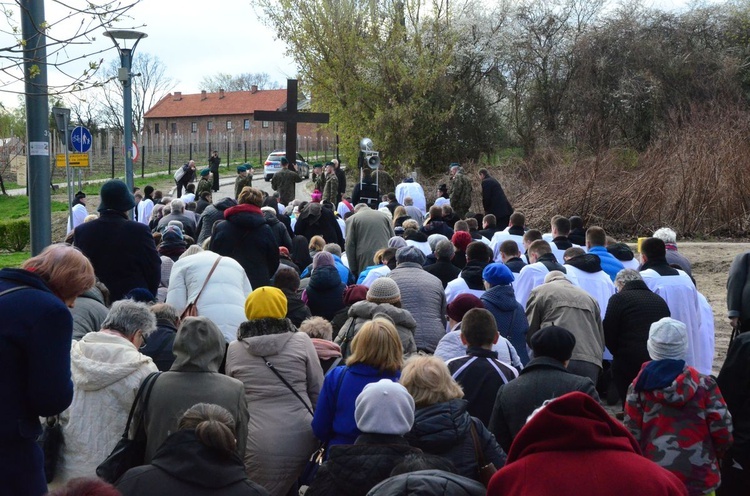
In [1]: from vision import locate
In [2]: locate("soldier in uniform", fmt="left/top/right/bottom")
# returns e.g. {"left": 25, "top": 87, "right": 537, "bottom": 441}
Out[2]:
{"left": 323, "top": 162, "right": 339, "bottom": 204}
{"left": 195, "top": 169, "right": 213, "bottom": 198}
{"left": 312, "top": 163, "right": 325, "bottom": 193}
{"left": 235, "top": 164, "right": 253, "bottom": 200}
{"left": 449, "top": 163, "right": 473, "bottom": 220}
{"left": 271, "top": 156, "right": 303, "bottom": 205}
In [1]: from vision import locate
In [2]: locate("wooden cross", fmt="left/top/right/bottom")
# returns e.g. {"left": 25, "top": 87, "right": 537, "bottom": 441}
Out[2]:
{"left": 254, "top": 79, "right": 330, "bottom": 170}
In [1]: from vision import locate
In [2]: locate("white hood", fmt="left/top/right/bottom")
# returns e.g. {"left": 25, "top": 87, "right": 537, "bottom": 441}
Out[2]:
{"left": 71, "top": 331, "right": 154, "bottom": 391}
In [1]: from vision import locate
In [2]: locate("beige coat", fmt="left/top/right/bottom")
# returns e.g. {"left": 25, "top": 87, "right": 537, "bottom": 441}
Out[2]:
{"left": 226, "top": 320, "right": 324, "bottom": 496}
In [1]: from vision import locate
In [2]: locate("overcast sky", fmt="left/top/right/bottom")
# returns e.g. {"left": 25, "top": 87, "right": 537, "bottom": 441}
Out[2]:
{"left": 0, "top": 0, "right": 723, "bottom": 111}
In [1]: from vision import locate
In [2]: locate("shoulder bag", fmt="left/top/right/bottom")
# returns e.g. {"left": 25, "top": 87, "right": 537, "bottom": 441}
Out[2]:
{"left": 470, "top": 419, "right": 497, "bottom": 487}
{"left": 180, "top": 256, "right": 222, "bottom": 319}
{"left": 96, "top": 371, "right": 161, "bottom": 483}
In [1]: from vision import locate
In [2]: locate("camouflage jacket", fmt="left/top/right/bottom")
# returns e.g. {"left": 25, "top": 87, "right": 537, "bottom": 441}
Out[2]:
{"left": 625, "top": 361, "right": 733, "bottom": 496}
{"left": 450, "top": 170, "right": 473, "bottom": 215}
{"left": 323, "top": 174, "right": 339, "bottom": 204}
{"left": 196, "top": 178, "right": 212, "bottom": 198}
{"left": 271, "top": 168, "right": 303, "bottom": 205}
{"left": 235, "top": 175, "right": 253, "bottom": 199}
{"left": 312, "top": 172, "right": 326, "bottom": 193}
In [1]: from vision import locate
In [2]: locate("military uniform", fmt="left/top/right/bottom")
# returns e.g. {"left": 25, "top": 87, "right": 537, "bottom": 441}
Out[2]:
{"left": 196, "top": 177, "right": 213, "bottom": 198}
{"left": 323, "top": 173, "right": 339, "bottom": 204}
{"left": 312, "top": 171, "right": 325, "bottom": 193}
{"left": 450, "top": 168, "right": 473, "bottom": 219}
{"left": 235, "top": 174, "right": 253, "bottom": 199}
{"left": 271, "top": 168, "right": 303, "bottom": 205}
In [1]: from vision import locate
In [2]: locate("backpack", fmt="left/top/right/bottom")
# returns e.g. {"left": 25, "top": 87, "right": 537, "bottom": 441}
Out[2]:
{"left": 174, "top": 164, "right": 187, "bottom": 182}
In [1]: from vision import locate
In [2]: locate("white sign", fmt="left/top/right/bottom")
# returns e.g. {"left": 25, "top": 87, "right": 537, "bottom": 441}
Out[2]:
{"left": 29, "top": 141, "right": 49, "bottom": 156}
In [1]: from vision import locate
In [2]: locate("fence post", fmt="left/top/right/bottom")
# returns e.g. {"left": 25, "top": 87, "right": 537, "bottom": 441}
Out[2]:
{"left": 259, "top": 139, "right": 263, "bottom": 165}
{"left": 189, "top": 142, "right": 193, "bottom": 161}
{"left": 111, "top": 146, "right": 115, "bottom": 178}
{"left": 244, "top": 141, "right": 247, "bottom": 163}
{"left": 141, "top": 145, "right": 145, "bottom": 177}
{"left": 168, "top": 144, "right": 172, "bottom": 173}
{"left": 226, "top": 140, "right": 230, "bottom": 168}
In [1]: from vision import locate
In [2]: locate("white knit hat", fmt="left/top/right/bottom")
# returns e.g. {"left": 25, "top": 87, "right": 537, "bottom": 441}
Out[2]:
{"left": 647, "top": 317, "right": 688, "bottom": 361}
{"left": 355, "top": 379, "right": 415, "bottom": 435}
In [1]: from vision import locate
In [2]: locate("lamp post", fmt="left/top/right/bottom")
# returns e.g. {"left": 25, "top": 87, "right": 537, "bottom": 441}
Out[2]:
{"left": 103, "top": 29, "right": 147, "bottom": 218}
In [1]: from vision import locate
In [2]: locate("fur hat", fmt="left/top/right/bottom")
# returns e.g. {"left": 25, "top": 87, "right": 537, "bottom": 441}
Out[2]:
{"left": 355, "top": 379, "right": 415, "bottom": 435}
{"left": 98, "top": 179, "right": 136, "bottom": 212}
{"left": 483, "top": 263, "right": 515, "bottom": 286}
{"left": 367, "top": 278, "right": 401, "bottom": 304}
{"left": 446, "top": 294, "right": 484, "bottom": 322}
{"left": 647, "top": 317, "right": 688, "bottom": 361}
{"left": 530, "top": 326, "right": 576, "bottom": 363}
{"left": 244, "top": 287, "right": 287, "bottom": 320}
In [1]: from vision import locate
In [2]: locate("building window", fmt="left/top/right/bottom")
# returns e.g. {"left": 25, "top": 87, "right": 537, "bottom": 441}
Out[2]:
{"left": 171, "top": 122, "right": 177, "bottom": 134}
{"left": 191, "top": 122, "right": 197, "bottom": 133}
{"left": 244, "top": 119, "right": 250, "bottom": 130}
{"left": 154, "top": 123, "right": 160, "bottom": 134}
{"left": 226, "top": 120, "right": 232, "bottom": 130}
{"left": 262, "top": 121, "right": 270, "bottom": 128}
{"left": 207, "top": 121, "right": 213, "bottom": 131}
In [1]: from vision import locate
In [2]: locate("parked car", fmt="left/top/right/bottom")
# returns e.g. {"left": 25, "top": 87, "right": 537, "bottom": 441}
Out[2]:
{"left": 263, "top": 151, "right": 310, "bottom": 181}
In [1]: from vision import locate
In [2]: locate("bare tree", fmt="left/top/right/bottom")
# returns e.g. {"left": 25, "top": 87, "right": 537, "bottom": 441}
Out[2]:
{"left": 97, "top": 52, "right": 175, "bottom": 134}
{"left": 199, "top": 72, "right": 280, "bottom": 92}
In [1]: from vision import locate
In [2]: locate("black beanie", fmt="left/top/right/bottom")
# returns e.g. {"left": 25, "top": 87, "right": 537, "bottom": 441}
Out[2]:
{"left": 98, "top": 179, "right": 136, "bottom": 212}
{"left": 530, "top": 325, "right": 576, "bottom": 362}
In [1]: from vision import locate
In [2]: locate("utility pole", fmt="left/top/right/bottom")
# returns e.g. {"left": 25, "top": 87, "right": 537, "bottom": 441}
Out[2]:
{"left": 21, "top": 0, "right": 51, "bottom": 254}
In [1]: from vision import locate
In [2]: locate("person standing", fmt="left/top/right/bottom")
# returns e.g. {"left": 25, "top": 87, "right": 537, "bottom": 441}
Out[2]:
{"left": 727, "top": 249, "right": 750, "bottom": 332}
{"left": 234, "top": 165, "right": 253, "bottom": 200}
{"left": 395, "top": 177, "right": 426, "bottom": 216}
{"left": 209, "top": 150, "right": 221, "bottom": 192}
{"left": 448, "top": 163, "right": 472, "bottom": 220}
{"left": 271, "top": 157, "right": 303, "bottom": 205}
{"left": 137, "top": 186, "right": 155, "bottom": 227}
{"left": 345, "top": 204, "right": 395, "bottom": 277}
{"left": 312, "top": 163, "right": 325, "bottom": 193}
{"left": 479, "top": 168, "right": 513, "bottom": 229}
{"left": 175, "top": 160, "right": 197, "bottom": 197}
{"left": 0, "top": 245, "right": 96, "bottom": 496}
{"left": 196, "top": 169, "right": 213, "bottom": 198}
{"left": 333, "top": 159, "right": 346, "bottom": 203}
{"left": 67, "top": 191, "right": 88, "bottom": 234}
{"left": 323, "top": 162, "right": 339, "bottom": 205}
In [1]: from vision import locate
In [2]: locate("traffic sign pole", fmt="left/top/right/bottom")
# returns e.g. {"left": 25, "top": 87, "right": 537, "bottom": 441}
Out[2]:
{"left": 64, "top": 121, "right": 72, "bottom": 232}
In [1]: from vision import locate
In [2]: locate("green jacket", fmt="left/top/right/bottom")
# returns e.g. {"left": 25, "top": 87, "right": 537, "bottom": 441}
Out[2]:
{"left": 234, "top": 175, "right": 253, "bottom": 199}
{"left": 450, "top": 171, "right": 473, "bottom": 217}
{"left": 271, "top": 168, "right": 303, "bottom": 204}
{"left": 196, "top": 178, "right": 212, "bottom": 198}
{"left": 323, "top": 174, "right": 339, "bottom": 204}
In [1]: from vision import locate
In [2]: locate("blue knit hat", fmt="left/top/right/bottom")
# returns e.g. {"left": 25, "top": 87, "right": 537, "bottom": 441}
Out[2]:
{"left": 483, "top": 263, "right": 515, "bottom": 286}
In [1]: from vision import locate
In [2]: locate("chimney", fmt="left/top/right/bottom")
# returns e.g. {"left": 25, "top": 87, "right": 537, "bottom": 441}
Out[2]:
{"left": 201, "top": 90, "right": 207, "bottom": 100}
{"left": 173, "top": 91, "right": 182, "bottom": 101}
{"left": 251, "top": 85, "right": 258, "bottom": 94}
{"left": 219, "top": 89, "right": 225, "bottom": 99}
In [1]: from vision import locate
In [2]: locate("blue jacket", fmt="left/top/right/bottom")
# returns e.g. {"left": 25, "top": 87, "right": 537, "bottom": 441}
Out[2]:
{"left": 481, "top": 285, "right": 530, "bottom": 365}
{"left": 311, "top": 364, "right": 400, "bottom": 448}
{"left": 301, "top": 255, "right": 355, "bottom": 286}
{"left": 0, "top": 268, "right": 75, "bottom": 496}
{"left": 587, "top": 246, "right": 625, "bottom": 281}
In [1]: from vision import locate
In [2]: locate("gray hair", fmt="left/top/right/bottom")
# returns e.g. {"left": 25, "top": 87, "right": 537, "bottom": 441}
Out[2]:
{"left": 299, "top": 316, "right": 333, "bottom": 341}
{"left": 179, "top": 245, "right": 204, "bottom": 259}
{"left": 323, "top": 243, "right": 342, "bottom": 257}
{"left": 150, "top": 303, "right": 180, "bottom": 325}
{"left": 354, "top": 203, "right": 370, "bottom": 213}
{"left": 403, "top": 196, "right": 413, "bottom": 206}
{"left": 101, "top": 300, "right": 157, "bottom": 339}
{"left": 652, "top": 227, "right": 677, "bottom": 244}
{"left": 170, "top": 198, "right": 185, "bottom": 214}
{"left": 428, "top": 234, "right": 449, "bottom": 252}
{"left": 402, "top": 219, "right": 419, "bottom": 231}
{"left": 396, "top": 245, "right": 426, "bottom": 265}
{"left": 614, "top": 269, "right": 643, "bottom": 290}
{"left": 435, "top": 239, "right": 455, "bottom": 260}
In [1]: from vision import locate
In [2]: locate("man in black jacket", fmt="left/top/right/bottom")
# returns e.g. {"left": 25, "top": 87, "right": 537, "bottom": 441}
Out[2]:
{"left": 488, "top": 325, "right": 599, "bottom": 452}
{"left": 208, "top": 150, "right": 221, "bottom": 192}
{"left": 74, "top": 180, "right": 161, "bottom": 302}
{"left": 479, "top": 168, "right": 513, "bottom": 229}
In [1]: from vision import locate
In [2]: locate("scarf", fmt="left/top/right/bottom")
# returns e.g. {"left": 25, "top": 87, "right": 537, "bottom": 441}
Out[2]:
{"left": 312, "top": 338, "right": 342, "bottom": 360}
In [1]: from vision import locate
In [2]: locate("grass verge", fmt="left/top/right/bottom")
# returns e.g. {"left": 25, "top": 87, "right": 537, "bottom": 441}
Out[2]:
{"left": 0, "top": 251, "right": 29, "bottom": 268}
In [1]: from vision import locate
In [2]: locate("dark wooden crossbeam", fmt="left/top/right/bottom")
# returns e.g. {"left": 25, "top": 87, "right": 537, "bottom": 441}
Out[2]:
{"left": 254, "top": 79, "right": 330, "bottom": 170}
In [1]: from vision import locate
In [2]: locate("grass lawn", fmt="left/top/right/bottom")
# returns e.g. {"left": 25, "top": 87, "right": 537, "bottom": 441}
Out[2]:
{"left": 54, "top": 174, "right": 175, "bottom": 195}
{"left": 0, "top": 251, "right": 29, "bottom": 268}
{"left": 0, "top": 195, "right": 69, "bottom": 219}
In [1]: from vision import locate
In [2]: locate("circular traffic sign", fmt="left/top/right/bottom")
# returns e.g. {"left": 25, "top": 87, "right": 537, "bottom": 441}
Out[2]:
{"left": 131, "top": 141, "right": 139, "bottom": 161}
{"left": 70, "top": 126, "right": 92, "bottom": 153}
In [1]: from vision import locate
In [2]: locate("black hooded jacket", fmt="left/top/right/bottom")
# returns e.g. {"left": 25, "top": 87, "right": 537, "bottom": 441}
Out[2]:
{"left": 459, "top": 261, "right": 488, "bottom": 291}
{"left": 565, "top": 253, "right": 603, "bottom": 274}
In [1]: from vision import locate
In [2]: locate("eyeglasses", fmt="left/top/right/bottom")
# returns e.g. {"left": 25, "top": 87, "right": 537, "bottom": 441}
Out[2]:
{"left": 138, "top": 330, "right": 148, "bottom": 350}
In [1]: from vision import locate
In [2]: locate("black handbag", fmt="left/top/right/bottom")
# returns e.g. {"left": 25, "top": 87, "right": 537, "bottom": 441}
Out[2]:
{"left": 37, "top": 416, "right": 63, "bottom": 483}
{"left": 96, "top": 371, "right": 160, "bottom": 483}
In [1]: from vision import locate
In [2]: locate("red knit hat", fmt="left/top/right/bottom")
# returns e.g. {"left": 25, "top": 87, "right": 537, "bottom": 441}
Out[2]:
{"left": 451, "top": 231, "right": 473, "bottom": 252}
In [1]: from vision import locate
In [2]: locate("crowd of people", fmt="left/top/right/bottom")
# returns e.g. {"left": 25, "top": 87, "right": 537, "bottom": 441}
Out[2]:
{"left": 3, "top": 159, "right": 750, "bottom": 496}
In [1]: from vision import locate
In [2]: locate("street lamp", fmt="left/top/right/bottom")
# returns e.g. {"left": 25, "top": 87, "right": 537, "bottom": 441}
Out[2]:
{"left": 103, "top": 29, "right": 147, "bottom": 218}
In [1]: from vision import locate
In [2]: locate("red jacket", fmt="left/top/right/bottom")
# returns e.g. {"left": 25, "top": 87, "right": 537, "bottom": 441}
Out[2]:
{"left": 487, "top": 392, "right": 687, "bottom": 496}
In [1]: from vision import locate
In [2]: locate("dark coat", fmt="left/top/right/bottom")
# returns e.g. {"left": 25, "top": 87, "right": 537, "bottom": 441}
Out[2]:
{"left": 74, "top": 210, "right": 161, "bottom": 302}
{"left": 727, "top": 251, "right": 750, "bottom": 327}
{"left": 305, "top": 265, "right": 346, "bottom": 321}
{"left": 305, "top": 434, "right": 421, "bottom": 496}
{"left": 158, "top": 212, "right": 197, "bottom": 238}
{"left": 406, "top": 399, "right": 506, "bottom": 481}
{"left": 335, "top": 167, "right": 347, "bottom": 197}
{"left": 351, "top": 179, "right": 380, "bottom": 209}
{"left": 295, "top": 203, "right": 345, "bottom": 247}
{"left": 481, "top": 285, "right": 530, "bottom": 365}
{"left": 195, "top": 197, "right": 237, "bottom": 245}
{"left": 717, "top": 331, "right": 750, "bottom": 469}
{"left": 264, "top": 211, "right": 293, "bottom": 250}
{"left": 424, "top": 259, "right": 462, "bottom": 289}
{"left": 488, "top": 357, "right": 600, "bottom": 453}
{"left": 281, "top": 288, "right": 312, "bottom": 327}
{"left": 481, "top": 175, "right": 513, "bottom": 220}
{"left": 209, "top": 204, "right": 279, "bottom": 289}
{"left": 117, "top": 430, "right": 268, "bottom": 496}
{"left": 503, "top": 256, "right": 526, "bottom": 274}
{"left": 368, "top": 470, "right": 485, "bottom": 496}
{"left": 139, "top": 318, "right": 177, "bottom": 372}
{"left": 603, "top": 279, "right": 670, "bottom": 400}
{"left": 0, "top": 269, "right": 75, "bottom": 496}
{"left": 419, "top": 219, "right": 454, "bottom": 240}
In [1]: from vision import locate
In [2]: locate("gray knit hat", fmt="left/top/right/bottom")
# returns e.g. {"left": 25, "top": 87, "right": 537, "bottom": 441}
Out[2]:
{"left": 367, "top": 277, "right": 401, "bottom": 305}
{"left": 355, "top": 379, "right": 415, "bottom": 435}
{"left": 647, "top": 317, "right": 688, "bottom": 361}
{"left": 396, "top": 245, "right": 425, "bottom": 265}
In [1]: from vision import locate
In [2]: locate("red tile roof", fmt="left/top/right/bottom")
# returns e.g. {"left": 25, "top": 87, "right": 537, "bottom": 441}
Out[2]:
{"left": 144, "top": 89, "right": 287, "bottom": 119}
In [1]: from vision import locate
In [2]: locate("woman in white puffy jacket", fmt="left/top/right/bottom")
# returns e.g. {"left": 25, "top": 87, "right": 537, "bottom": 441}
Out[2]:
{"left": 166, "top": 249, "right": 253, "bottom": 343}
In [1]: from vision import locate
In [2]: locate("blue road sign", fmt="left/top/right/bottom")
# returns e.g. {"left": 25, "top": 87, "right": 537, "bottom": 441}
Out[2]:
{"left": 70, "top": 126, "right": 92, "bottom": 153}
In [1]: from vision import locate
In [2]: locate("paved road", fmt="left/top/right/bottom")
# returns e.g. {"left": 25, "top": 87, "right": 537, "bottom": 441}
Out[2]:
{"left": 212, "top": 171, "right": 312, "bottom": 204}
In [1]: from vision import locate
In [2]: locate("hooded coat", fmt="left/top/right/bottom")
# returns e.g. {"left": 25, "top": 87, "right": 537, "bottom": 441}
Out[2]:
{"left": 56, "top": 331, "right": 158, "bottom": 483}
{"left": 196, "top": 197, "right": 237, "bottom": 245}
{"left": 143, "top": 317, "right": 249, "bottom": 463}
{"left": 117, "top": 430, "right": 269, "bottom": 496}
{"left": 405, "top": 399, "right": 506, "bottom": 481}
{"left": 70, "top": 285, "right": 109, "bottom": 340}
{"left": 226, "top": 319, "right": 324, "bottom": 496}
{"left": 210, "top": 204, "right": 280, "bottom": 290}
{"left": 488, "top": 392, "right": 688, "bottom": 496}
{"left": 481, "top": 284, "right": 530, "bottom": 365}
{"left": 166, "top": 251, "right": 252, "bottom": 343}
{"left": 335, "top": 301, "right": 418, "bottom": 357}
{"left": 0, "top": 268, "right": 76, "bottom": 496}
{"left": 367, "top": 470, "right": 485, "bottom": 496}
{"left": 625, "top": 361, "right": 733, "bottom": 496}
{"left": 264, "top": 210, "right": 293, "bottom": 250}
{"left": 305, "top": 265, "right": 346, "bottom": 321}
